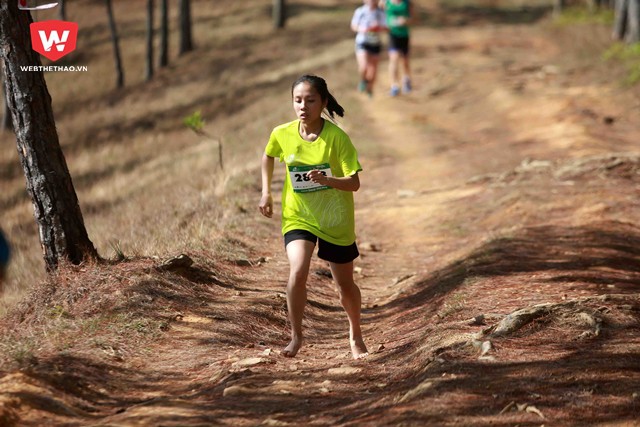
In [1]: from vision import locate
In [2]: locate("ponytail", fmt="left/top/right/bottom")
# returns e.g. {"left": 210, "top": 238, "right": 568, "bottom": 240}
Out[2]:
{"left": 326, "top": 93, "right": 344, "bottom": 119}
{"left": 291, "top": 74, "right": 345, "bottom": 119}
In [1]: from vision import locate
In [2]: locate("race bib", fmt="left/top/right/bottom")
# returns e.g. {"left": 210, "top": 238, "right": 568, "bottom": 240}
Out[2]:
{"left": 364, "top": 31, "right": 381, "bottom": 45}
{"left": 288, "top": 163, "right": 333, "bottom": 193}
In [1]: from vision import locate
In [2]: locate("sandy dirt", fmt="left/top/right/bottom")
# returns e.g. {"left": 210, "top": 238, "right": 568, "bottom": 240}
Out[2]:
{"left": 1, "top": 1, "right": 639, "bottom": 426}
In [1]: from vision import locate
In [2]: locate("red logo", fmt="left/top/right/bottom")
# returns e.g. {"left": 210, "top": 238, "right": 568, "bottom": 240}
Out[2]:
{"left": 30, "top": 20, "right": 78, "bottom": 62}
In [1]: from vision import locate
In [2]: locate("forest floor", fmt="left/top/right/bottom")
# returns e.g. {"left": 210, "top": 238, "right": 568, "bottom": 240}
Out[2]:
{"left": 1, "top": 1, "right": 640, "bottom": 426}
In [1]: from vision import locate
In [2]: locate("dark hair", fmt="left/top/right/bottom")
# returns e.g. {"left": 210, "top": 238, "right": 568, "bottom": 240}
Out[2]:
{"left": 291, "top": 74, "right": 345, "bottom": 119}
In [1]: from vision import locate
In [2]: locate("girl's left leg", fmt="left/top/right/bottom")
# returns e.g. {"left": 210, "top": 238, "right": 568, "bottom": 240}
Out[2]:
{"left": 401, "top": 53, "right": 412, "bottom": 92}
{"left": 355, "top": 49, "right": 368, "bottom": 92}
{"left": 329, "top": 261, "right": 368, "bottom": 359}
{"left": 365, "top": 53, "right": 380, "bottom": 95}
{"left": 388, "top": 50, "right": 401, "bottom": 96}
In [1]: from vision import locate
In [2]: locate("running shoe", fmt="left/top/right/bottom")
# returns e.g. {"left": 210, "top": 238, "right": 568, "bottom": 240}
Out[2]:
{"left": 403, "top": 78, "right": 412, "bottom": 93}
{"left": 358, "top": 80, "right": 367, "bottom": 92}
{"left": 390, "top": 85, "right": 400, "bottom": 97}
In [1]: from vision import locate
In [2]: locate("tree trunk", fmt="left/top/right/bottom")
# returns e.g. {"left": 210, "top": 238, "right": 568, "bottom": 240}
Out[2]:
{"left": 0, "top": 2, "right": 99, "bottom": 271}
{"left": 159, "top": 0, "right": 168, "bottom": 67}
{"left": 145, "top": 0, "right": 154, "bottom": 81}
{"left": 613, "top": 0, "right": 640, "bottom": 42}
{"left": 2, "top": 69, "right": 12, "bottom": 132}
{"left": 59, "top": 0, "right": 66, "bottom": 20}
{"left": 627, "top": 0, "right": 640, "bottom": 42}
{"left": 614, "top": 0, "right": 629, "bottom": 39}
{"left": 2, "top": 80, "right": 12, "bottom": 132}
{"left": 554, "top": 0, "right": 566, "bottom": 15}
{"left": 105, "top": 0, "right": 124, "bottom": 88}
{"left": 273, "top": 0, "right": 286, "bottom": 29}
{"left": 178, "top": 0, "right": 193, "bottom": 55}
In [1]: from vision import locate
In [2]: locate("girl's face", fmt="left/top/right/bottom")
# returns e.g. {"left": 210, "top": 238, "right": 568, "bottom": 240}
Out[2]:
{"left": 292, "top": 82, "right": 326, "bottom": 124}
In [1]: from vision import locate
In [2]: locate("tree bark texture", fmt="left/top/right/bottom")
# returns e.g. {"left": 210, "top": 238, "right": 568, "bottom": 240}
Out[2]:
{"left": 146, "top": 0, "right": 154, "bottom": 81}
{"left": 159, "top": 0, "right": 168, "bottom": 67}
{"left": 0, "top": 2, "right": 98, "bottom": 271}
{"left": 2, "top": 80, "right": 12, "bottom": 132}
{"left": 59, "top": 0, "right": 66, "bottom": 21}
{"left": 628, "top": 0, "right": 640, "bottom": 42}
{"left": 105, "top": 0, "right": 124, "bottom": 88}
{"left": 273, "top": 0, "right": 286, "bottom": 29}
{"left": 178, "top": 0, "right": 193, "bottom": 55}
{"left": 614, "top": 0, "right": 640, "bottom": 42}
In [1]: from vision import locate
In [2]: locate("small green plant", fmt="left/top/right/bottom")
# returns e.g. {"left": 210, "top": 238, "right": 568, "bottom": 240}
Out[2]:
{"left": 603, "top": 42, "right": 640, "bottom": 86}
{"left": 183, "top": 110, "right": 206, "bottom": 136}
{"left": 1, "top": 338, "right": 38, "bottom": 368}
{"left": 554, "top": 7, "right": 614, "bottom": 26}
{"left": 82, "top": 317, "right": 103, "bottom": 334}
{"left": 184, "top": 110, "right": 224, "bottom": 170}
{"left": 48, "top": 304, "right": 70, "bottom": 319}
{"left": 110, "top": 313, "right": 163, "bottom": 339}
{"left": 109, "top": 239, "right": 126, "bottom": 261}
{"left": 626, "top": 66, "right": 640, "bottom": 85}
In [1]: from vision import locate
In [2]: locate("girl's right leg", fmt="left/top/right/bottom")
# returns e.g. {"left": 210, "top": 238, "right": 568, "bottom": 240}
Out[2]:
{"left": 365, "top": 53, "right": 380, "bottom": 95}
{"left": 388, "top": 50, "right": 401, "bottom": 96}
{"left": 355, "top": 49, "right": 368, "bottom": 92}
{"left": 401, "top": 53, "right": 412, "bottom": 92}
{"left": 283, "top": 239, "right": 315, "bottom": 357}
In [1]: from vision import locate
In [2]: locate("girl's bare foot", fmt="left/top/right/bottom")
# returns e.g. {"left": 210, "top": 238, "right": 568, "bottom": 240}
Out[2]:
{"left": 282, "top": 338, "right": 302, "bottom": 357}
{"left": 350, "top": 338, "right": 368, "bottom": 360}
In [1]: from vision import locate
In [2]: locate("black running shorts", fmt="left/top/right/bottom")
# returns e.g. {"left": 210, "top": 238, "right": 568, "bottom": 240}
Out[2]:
{"left": 389, "top": 34, "right": 410, "bottom": 56}
{"left": 284, "top": 229, "right": 359, "bottom": 264}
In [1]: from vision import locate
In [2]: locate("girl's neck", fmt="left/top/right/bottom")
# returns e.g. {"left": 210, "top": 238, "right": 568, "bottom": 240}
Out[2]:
{"left": 299, "top": 118, "right": 324, "bottom": 142}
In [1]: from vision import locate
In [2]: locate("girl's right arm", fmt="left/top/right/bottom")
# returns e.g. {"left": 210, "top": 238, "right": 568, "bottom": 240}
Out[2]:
{"left": 259, "top": 153, "right": 275, "bottom": 218}
{"left": 351, "top": 8, "right": 363, "bottom": 33}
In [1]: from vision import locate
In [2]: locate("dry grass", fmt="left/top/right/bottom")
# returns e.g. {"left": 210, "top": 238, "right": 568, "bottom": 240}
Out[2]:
{"left": 0, "top": 0, "right": 362, "bottom": 314}
{"left": 1, "top": 1, "right": 640, "bottom": 425}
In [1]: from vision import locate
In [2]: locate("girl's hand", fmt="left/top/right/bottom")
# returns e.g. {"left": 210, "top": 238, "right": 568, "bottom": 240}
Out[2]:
{"left": 259, "top": 194, "right": 273, "bottom": 218}
{"left": 307, "top": 169, "right": 329, "bottom": 186}
{"left": 393, "top": 16, "right": 407, "bottom": 26}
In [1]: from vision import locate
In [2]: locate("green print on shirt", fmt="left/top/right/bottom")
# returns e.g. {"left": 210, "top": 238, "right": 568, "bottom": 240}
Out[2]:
{"left": 299, "top": 189, "right": 349, "bottom": 229}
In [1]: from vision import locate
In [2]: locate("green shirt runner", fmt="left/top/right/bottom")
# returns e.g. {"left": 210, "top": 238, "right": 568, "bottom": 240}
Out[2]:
{"left": 385, "top": 0, "right": 411, "bottom": 38}
{"left": 265, "top": 119, "right": 362, "bottom": 246}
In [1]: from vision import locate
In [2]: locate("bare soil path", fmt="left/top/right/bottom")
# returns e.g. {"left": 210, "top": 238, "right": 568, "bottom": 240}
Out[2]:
{"left": 2, "top": 7, "right": 640, "bottom": 427}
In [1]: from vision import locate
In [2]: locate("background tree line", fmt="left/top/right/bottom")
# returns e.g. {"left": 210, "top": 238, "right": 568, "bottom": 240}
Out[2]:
{"left": 0, "top": 0, "right": 639, "bottom": 272}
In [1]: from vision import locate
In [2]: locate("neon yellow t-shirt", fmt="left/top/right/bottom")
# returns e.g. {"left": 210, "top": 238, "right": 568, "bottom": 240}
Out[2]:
{"left": 265, "top": 119, "right": 362, "bottom": 246}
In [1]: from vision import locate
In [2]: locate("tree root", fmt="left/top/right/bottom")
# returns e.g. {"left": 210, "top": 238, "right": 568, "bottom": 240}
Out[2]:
{"left": 477, "top": 294, "right": 639, "bottom": 339}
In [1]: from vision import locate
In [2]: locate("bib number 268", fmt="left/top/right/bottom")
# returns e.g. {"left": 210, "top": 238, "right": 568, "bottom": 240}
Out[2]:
{"left": 294, "top": 170, "right": 327, "bottom": 182}
{"left": 288, "top": 163, "right": 332, "bottom": 193}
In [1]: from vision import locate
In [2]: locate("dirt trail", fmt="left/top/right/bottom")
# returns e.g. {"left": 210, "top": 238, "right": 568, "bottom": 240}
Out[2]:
{"left": 94, "top": 23, "right": 638, "bottom": 426}
{"left": 2, "top": 10, "right": 640, "bottom": 427}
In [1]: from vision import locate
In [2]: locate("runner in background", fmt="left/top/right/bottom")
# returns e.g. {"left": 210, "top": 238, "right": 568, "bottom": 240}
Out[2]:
{"left": 259, "top": 75, "right": 368, "bottom": 360}
{"left": 351, "top": 0, "right": 387, "bottom": 97}
{"left": 0, "top": 228, "right": 10, "bottom": 290}
{"left": 381, "top": 0, "right": 415, "bottom": 96}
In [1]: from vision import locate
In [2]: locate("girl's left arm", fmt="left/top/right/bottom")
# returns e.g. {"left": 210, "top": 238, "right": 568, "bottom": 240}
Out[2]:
{"left": 307, "top": 171, "right": 360, "bottom": 192}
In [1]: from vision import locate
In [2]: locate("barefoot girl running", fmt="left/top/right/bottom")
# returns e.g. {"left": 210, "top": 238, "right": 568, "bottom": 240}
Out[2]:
{"left": 259, "top": 75, "right": 368, "bottom": 360}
